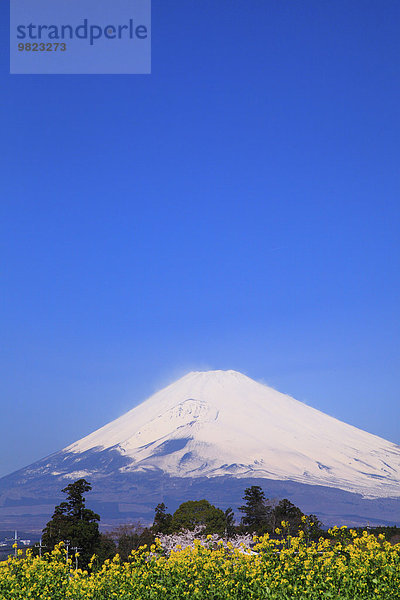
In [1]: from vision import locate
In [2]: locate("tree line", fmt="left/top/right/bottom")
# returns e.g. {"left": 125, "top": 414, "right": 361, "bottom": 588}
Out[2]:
{"left": 39, "top": 479, "right": 398, "bottom": 569}
{"left": 152, "top": 486, "right": 324, "bottom": 540}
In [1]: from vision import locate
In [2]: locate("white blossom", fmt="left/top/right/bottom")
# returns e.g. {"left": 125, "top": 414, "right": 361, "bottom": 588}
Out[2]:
{"left": 156, "top": 527, "right": 256, "bottom": 555}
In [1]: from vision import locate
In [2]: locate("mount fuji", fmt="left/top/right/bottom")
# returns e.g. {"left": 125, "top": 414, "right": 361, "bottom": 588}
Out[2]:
{"left": 1, "top": 370, "right": 400, "bottom": 530}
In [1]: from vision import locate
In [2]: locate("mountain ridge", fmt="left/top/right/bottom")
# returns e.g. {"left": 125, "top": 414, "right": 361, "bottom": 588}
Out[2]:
{"left": 59, "top": 369, "right": 400, "bottom": 498}
{"left": 1, "top": 369, "right": 400, "bottom": 531}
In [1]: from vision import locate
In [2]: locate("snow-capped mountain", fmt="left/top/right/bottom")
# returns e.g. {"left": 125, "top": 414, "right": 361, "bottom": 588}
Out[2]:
{"left": 2, "top": 369, "right": 400, "bottom": 532}
{"left": 62, "top": 369, "right": 400, "bottom": 499}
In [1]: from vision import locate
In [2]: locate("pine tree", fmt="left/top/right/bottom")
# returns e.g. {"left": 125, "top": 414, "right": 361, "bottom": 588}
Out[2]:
{"left": 42, "top": 479, "right": 101, "bottom": 569}
{"left": 224, "top": 507, "right": 236, "bottom": 538}
{"left": 152, "top": 502, "right": 173, "bottom": 534}
{"left": 272, "top": 498, "right": 303, "bottom": 535}
{"left": 239, "top": 486, "right": 271, "bottom": 534}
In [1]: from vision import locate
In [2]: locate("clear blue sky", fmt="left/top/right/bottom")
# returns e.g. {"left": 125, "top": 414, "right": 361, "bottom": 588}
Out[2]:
{"left": 1, "top": 1, "right": 399, "bottom": 478}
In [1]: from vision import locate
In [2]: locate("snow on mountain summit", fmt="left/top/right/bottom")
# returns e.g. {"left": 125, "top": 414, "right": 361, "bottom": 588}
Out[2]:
{"left": 65, "top": 370, "right": 400, "bottom": 498}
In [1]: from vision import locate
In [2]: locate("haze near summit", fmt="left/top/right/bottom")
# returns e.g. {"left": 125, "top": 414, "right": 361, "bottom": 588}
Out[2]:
{"left": 2, "top": 369, "right": 399, "bottom": 529}
{"left": 64, "top": 370, "right": 400, "bottom": 499}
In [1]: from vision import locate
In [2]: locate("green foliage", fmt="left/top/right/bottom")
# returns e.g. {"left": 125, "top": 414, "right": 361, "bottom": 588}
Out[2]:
{"left": 104, "top": 523, "right": 155, "bottom": 562}
{"left": 171, "top": 499, "right": 227, "bottom": 535}
{"left": 239, "top": 485, "right": 271, "bottom": 534}
{"left": 239, "top": 487, "right": 324, "bottom": 538}
{"left": 273, "top": 498, "right": 303, "bottom": 535}
{"left": 42, "top": 478, "right": 101, "bottom": 569}
{"left": 152, "top": 502, "right": 173, "bottom": 534}
{"left": 353, "top": 525, "right": 400, "bottom": 545}
{"left": 301, "top": 513, "right": 326, "bottom": 540}
{"left": 224, "top": 507, "right": 236, "bottom": 538}
{"left": 95, "top": 533, "right": 117, "bottom": 564}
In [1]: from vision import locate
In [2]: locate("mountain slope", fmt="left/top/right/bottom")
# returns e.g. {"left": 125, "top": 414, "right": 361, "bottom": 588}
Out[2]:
{"left": 1, "top": 369, "right": 400, "bottom": 531}
{"left": 62, "top": 370, "right": 400, "bottom": 498}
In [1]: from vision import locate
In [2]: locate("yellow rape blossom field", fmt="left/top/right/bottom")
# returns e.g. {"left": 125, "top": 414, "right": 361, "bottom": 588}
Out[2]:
{"left": 0, "top": 527, "right": 399, "bottom": 600}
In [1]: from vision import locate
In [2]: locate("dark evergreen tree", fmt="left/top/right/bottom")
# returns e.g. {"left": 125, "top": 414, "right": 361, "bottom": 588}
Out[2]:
{"left": 224, "top": 507, "right": 236, "bottom": 538}
{"left": 95, "top": 534, "right": 117, "bottom": 564}
{"left": 239, "top": 486, "right": 271, "bottom": 534}
{"left": 301, "top": 514, "right": 325, "bottom": 541}
{"left": 42, "top": 479, "right": 101, "bottom": 569}
{"left": 272, "top": 498, "right": 303, "bottom": 536}
{"left": 137, "top": 527, "right": 155, "bottom": 548}
{"left": 117, "top": 530, "right": 139, "bottom": 561}
{"left": 152, "top": 502, "right": 173, "bottom": 535}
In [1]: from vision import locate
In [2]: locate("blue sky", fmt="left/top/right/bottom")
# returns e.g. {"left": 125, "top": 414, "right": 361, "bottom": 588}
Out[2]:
{"left": 1, "top": 0, "right": 399, "bottom": 478}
